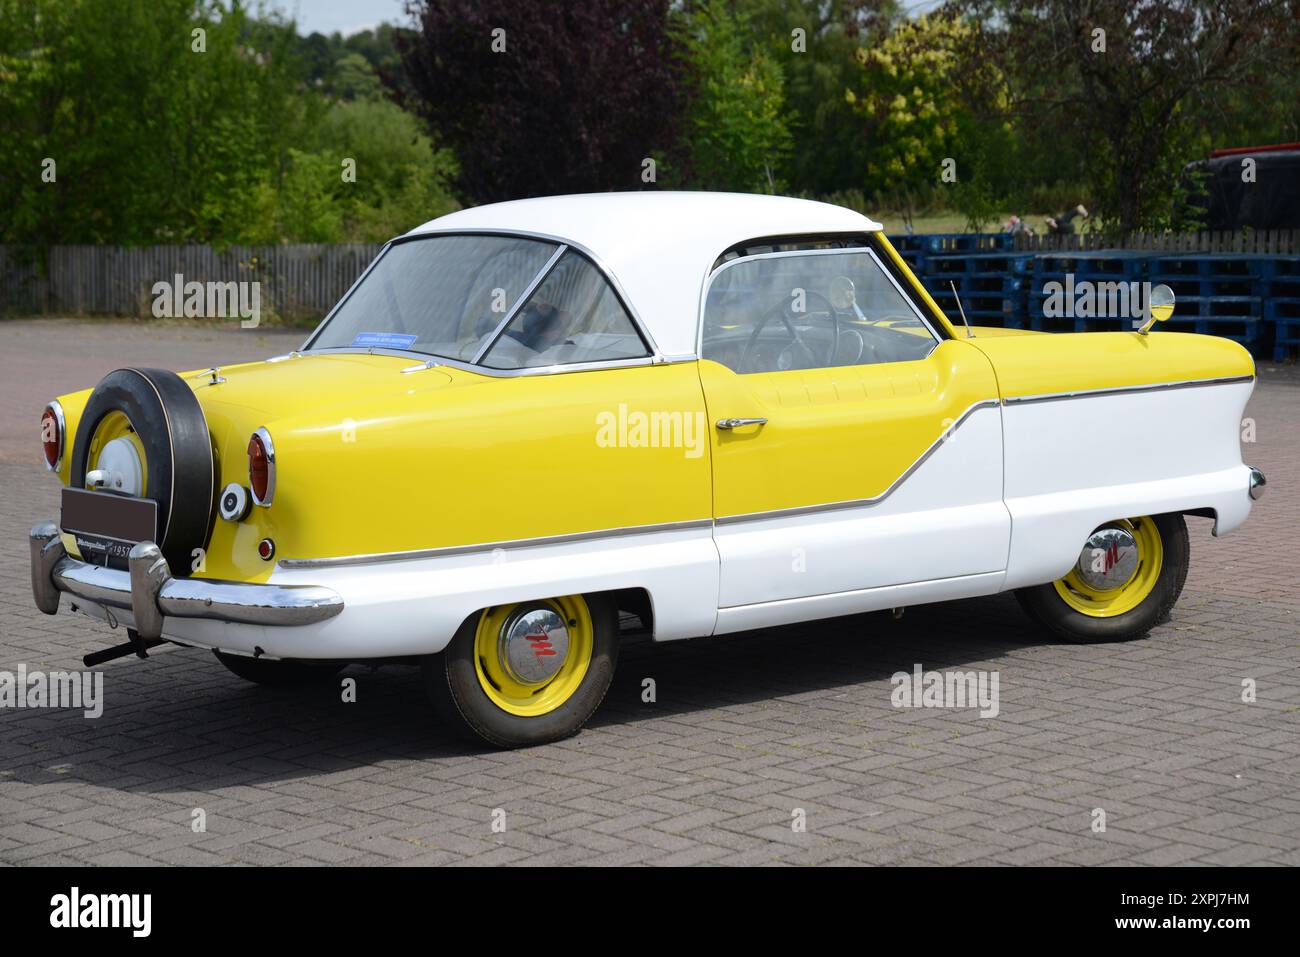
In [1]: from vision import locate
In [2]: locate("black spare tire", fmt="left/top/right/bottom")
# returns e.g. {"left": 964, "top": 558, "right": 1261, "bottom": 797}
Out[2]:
{"left": 69, "top": 368, "right": 215, "bottom": 575}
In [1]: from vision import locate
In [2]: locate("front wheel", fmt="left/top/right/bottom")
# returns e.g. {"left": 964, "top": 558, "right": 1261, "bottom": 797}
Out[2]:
{"left": 423, "top": 593, "right": 619, "bottom": 748}
{"left": 1015, "top": 514, "right": 1190, "bottom": 643}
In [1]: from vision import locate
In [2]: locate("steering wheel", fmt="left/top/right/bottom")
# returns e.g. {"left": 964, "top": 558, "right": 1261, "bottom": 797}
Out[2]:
{"left": 740, "top": 289, "right": 843, "bottom": 373}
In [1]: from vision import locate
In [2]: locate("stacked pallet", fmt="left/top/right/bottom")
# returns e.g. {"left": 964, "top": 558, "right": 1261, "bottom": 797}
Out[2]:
{"left": 1026, "top": 251, "right": 1149, "bottom": 333}
{"left": 1261, "top": 257, "right": 1300, "bottom": 361}
{"left": 1146, "top": 253, "right": 1266, "bottom": 353}
{"left": 885, "top": 234, "right": 1296, "bottom": 357}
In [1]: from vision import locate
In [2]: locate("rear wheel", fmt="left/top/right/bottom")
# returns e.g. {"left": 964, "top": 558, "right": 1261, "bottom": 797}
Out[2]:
{"left": 213, "top": 650, "right": 344, "bottom": 686}
{"left": 423, "top": 593, "right": 619, "bottom": 748}
{"left": 1015, "top": 514, "right": 1189, "bottom": 643}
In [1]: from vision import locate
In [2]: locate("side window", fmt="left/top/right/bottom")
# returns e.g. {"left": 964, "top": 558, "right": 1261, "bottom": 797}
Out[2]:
{"left": 701, "top": 250, "right": 938, "bottom": 374}
{"left": 481, "top": 251, "right": 651, "bottom": 370}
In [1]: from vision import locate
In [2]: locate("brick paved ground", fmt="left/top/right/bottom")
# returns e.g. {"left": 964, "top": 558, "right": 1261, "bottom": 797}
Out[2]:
{"left": 1, "top": 319, "right": 1296, "bottom": 866}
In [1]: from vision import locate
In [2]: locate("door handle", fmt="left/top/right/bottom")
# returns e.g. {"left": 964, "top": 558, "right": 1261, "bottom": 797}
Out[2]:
{"left": 716, "top": 417, "right": 768, "bottom": 430}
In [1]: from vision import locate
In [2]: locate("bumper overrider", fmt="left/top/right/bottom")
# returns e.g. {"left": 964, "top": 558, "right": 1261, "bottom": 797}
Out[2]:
{"left": 29, "top": 521, "right": 344, "bottom": 642}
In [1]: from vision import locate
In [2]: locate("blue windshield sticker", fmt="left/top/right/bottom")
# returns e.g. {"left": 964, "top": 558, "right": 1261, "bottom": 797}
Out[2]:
{"left": 350, "top": 332, "right": 418, "bottom": 350}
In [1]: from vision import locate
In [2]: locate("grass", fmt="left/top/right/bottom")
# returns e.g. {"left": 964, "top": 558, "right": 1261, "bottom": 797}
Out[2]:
{"left": 873, "top": 210, "right": 1057, "bottom": 235}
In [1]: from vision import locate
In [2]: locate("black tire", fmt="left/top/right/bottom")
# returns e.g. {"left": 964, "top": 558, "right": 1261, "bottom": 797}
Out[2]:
{"left": 69, "top": 368, "right": 215, "bottom": 574}
{"left": 424, "top": 593, "right": 620, "bottom": 749}
{"left": 213, "top": 650, "right": 344, "bottom": 686}
{"left": 1015, "top": 513, "right": 1190, "bottom": 644}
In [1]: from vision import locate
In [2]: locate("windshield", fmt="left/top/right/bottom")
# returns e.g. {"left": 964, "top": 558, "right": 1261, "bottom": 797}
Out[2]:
{"left": 307, "top": 235, "right": 559, "bottom": 360}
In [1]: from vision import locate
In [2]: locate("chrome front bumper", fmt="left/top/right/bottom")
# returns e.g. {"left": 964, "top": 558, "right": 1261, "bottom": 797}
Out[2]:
{"left": 29, "top": 521, "right": 344, "bottom": 640}
{"left": 1248, "top": 466, "right": 1266, "bottom": 501}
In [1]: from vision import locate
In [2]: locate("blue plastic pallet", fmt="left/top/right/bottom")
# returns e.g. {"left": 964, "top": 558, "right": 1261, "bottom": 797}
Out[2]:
{"left": 1147, "top": 253, "right": 1262, "bottom": 279}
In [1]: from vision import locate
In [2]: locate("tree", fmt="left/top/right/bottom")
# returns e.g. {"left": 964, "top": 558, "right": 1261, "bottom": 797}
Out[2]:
{"left": 734, "top": 0, "right": 900, "bottom": 196}
{"left": 847, "top": 11, "right": 995, "bottom": 228}
{"left": 390, "top": 0, "right": 682, "bottom": 203}
{"left": 0, "top": 0, "right": 310, "bottom": 245}
{"left": 677, "top": 0, "right": 794, "bottom": 192}
{"left": 955, "top": 0, "right": 1299, "bottom": 231}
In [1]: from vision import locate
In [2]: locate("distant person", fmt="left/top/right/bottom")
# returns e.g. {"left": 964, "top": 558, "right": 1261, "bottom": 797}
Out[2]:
{"left": 1003, "top": 214, "right": 1034, "bottom": 236}
{"left": 1047, "top": 204, "right": 1089, "bottom": 235}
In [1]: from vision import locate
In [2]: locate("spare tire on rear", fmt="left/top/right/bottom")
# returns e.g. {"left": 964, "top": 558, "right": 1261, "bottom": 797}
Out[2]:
{"left": 68, "top": 367, "right": 215, "bottom": 575}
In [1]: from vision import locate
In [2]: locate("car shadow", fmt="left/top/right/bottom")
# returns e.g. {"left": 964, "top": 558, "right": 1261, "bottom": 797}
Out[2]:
{"left": 1, "top": 592, "right": 1069, "bottom": 793}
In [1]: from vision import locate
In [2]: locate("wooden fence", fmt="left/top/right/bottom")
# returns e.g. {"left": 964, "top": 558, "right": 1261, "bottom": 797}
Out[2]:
{"left": 0, "top": 244, "right": 384, "bottom": 320}
{"left": 3, "top": 230, "right": 1298, "bottom": 320}
{"left": 1011, "top": 229, "right": 1300, "bottom": 254}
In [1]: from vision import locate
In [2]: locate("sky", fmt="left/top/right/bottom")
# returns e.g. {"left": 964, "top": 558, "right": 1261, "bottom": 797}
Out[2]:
{"left": 270, "top": 0, "right": 411, "bottom": 37}
{"left": 274, "top": 0, "right": 939, "bottom": 38}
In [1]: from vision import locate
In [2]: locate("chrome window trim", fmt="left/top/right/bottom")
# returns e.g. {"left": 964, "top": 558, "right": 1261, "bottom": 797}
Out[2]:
{"left": 696, "top": 245, "right": 942, "bottom": 364}
{"left": 278, "top": 517, "right": 715, "bottom": 569}
{"left": 1001, "top": 374, "right": 1255, "bottom": 405}
{"left": 470, "top": 243, "right": 568, "bottom": 363}
{"left": 250, "top": 426, "right": 276, "bottom": 507}
{"left": 301, "top": 228, "right": 665, "bottom": 369}
{"left": 302, "top": 346, "right": 689, "bottom": 379}
{"left": 44, "top": 399, "right": 66, "bottom": 472}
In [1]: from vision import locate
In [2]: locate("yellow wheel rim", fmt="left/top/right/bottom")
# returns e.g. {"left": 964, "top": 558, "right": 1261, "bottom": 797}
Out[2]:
{"left": 473, "top": 595, "right": 593, "bottom": 717}
{"left": 1053, "top": 517, "right": 1163, "bottom": 618}
{"left": 86, "top": 410, "right": 148, "bottom": 496}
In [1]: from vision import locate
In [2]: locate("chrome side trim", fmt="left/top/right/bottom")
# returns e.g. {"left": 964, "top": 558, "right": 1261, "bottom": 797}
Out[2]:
{"left": 715, "top": 399, "right": 1000, "bottom": 526}
{"left": 278, "top": 518, "right": 716, "bottom": 569}
{"left": 1001, "top": 375, "right": 1255, "bottom": 405}
{"left": 283, "top": 400, "right": 999, "bottom": 566}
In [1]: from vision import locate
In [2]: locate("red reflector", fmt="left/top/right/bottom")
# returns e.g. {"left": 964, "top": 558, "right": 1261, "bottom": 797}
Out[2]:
{"left": 248, "top": 434, "right": 269, "bottom": 501}
{"left": 41, "top": 405, "right": 61, "bottom": 470}
{"left": 257, "top": 538, "right": 275, "bottom": 560}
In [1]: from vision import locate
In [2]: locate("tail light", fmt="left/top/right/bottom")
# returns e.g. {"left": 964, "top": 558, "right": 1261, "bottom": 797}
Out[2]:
{"left": 41, "top": 401, "right": 65, "bottom": 472}
{"left": 248, "top": 427, "right": 276, "bottom": 505}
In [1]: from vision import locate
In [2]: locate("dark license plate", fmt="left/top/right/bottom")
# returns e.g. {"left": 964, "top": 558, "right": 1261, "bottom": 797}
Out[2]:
{"left": 61, "top": 487, "right": 158, "bottom": 569}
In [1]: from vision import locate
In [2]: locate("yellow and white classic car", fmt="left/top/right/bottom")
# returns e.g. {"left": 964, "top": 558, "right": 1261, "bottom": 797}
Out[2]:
{"left": 30, "top": 193, "right": 1265, "bottom": 747}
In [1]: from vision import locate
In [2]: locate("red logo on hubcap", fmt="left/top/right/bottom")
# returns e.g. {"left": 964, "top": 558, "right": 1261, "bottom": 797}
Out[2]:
{"left": 526, "top": 626, "right": 557, "bottom": 658}
{"left": 1103, "top": 541, "right": 1121, "bottom": 572}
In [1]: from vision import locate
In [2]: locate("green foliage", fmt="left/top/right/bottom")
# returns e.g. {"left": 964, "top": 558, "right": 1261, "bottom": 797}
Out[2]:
{"left": 0, "top": 0, "right": 454, "bottom": 246}
{"left": 677, "top": 0, "right": 794, "bottom": 193}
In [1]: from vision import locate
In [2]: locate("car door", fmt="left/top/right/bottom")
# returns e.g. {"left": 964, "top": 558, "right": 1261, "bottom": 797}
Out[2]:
{"left": 697, "top": 243, "right": 1010, "bottom": 624}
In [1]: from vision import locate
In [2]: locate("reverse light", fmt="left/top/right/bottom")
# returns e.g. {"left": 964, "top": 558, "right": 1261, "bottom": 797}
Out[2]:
{"left": 248, "top": 427, "right": 276, "bottom": 505}
{"left": 41, "top": 401, "right": 65, "bottom": 472}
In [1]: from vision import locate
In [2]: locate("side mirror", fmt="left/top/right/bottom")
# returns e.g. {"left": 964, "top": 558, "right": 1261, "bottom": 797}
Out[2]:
{"left": 1139, "top": 284, "right": 1175, "bottom": 335}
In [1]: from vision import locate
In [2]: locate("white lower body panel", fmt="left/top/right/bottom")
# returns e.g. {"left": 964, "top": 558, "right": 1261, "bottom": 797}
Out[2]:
{"left": 1000, "top": 382, "right": 1255, "bottom": 590}
{"left": 73, "top": 524, "right": 721, "bottom": 660}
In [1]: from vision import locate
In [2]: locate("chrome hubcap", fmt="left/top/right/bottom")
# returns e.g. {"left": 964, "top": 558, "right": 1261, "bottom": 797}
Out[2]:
{"left": 1074, "top": 525, "right": 1139, "bottom": 591}
{"left": 498, "top": 604, "right": 569, "bottom": 685}
{"left": 89, "top": 437, "right": 144, "bottom": 495}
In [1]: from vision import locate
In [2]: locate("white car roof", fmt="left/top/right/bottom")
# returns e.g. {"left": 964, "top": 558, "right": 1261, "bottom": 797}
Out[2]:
{"left": 409, "top": 192, "right": 882, "bottom": 358}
